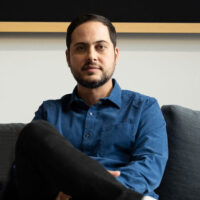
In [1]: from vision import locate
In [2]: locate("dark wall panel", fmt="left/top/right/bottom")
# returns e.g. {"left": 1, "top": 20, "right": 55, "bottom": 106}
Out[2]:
{"left": 1, "top": 0, "right": 200, "bottom": 22}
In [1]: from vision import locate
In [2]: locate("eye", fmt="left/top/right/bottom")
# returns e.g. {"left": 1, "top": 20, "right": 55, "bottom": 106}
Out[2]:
{"left": 96, "top": 44, "right": 106, "bottom": 51}
{"left": 76, "top": 45, "right": 86, "bottom": 52}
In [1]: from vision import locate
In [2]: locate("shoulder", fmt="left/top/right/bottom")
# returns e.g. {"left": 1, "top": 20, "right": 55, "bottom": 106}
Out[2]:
{"left": 33, "top": 94, "right": 72, "bottom": 120}
{"left": 121, "top": 89, "right": 158, "bottom": 108}
{"left": 41, "top": 94, "right": 72, "bottom": 109}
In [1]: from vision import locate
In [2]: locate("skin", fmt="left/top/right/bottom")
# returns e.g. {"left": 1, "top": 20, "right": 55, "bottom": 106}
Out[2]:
{"left": 56, "top": 21, "right": 120, "bottom": 200}
{"left": 66, "top": 21, "right": 119, "bottom": 106}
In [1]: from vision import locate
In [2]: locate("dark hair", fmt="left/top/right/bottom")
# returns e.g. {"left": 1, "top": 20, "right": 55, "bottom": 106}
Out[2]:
{"left": 66, "top": 13, "right": 117, "bottom": 50}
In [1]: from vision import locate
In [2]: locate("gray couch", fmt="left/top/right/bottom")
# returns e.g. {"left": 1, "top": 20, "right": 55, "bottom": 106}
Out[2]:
{"left": 0, "top": 105, "right": 200, "bottom": 200}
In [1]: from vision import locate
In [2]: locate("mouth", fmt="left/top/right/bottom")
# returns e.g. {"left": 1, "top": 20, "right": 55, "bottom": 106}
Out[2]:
{"left": 82, "top": 64, "right": 102, "bottom": 71}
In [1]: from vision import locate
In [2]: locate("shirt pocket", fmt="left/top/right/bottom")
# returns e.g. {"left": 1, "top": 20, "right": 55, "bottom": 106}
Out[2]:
{"left": 99, "top": 122, "right": 133, "bottom": 158}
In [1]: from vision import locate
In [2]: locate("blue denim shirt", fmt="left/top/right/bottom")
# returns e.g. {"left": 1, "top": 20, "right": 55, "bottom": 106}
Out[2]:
{"left": 33, "top": 79, "right": 168, "bottom": 199}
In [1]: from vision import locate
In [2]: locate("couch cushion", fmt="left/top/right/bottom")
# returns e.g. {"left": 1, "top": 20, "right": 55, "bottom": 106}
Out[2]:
{"left": 156, "top": 105, "right": 200, "bottom": 199}
{"left": 0, "top": 123, "right": 25, "bottom": 198}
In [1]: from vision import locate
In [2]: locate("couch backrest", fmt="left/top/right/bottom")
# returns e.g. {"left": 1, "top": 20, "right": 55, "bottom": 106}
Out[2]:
{"left": 156, "top": 105, "right": 200, "bottom": 199}
{"left": 0, "top": 123, "right": 25, "bottom": 199}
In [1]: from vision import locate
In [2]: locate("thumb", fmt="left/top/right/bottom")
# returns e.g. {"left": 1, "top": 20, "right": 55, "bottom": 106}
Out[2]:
{"left": 107, "top": 170, "right": 121, "bottom": 178}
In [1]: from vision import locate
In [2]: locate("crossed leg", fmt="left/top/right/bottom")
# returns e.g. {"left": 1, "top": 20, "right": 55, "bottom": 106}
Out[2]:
{"left": 15, "top": 120, "right": 142, "bottom": 200}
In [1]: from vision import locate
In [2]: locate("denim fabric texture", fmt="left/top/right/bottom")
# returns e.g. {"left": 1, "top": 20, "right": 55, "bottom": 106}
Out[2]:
{"left": 33, "top": 79, "right": 168, "bottom": 199}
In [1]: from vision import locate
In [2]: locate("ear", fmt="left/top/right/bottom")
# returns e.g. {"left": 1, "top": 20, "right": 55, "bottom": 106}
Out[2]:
{"left": 65, "top": 49, "right": 71, "bottom": 67}
{"left": 114, "top": 47, "right": 119, "bottom": 63}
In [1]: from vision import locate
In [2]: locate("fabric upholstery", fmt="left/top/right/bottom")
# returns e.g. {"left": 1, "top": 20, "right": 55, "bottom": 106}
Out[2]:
{"left": 156, "top": 105, "right": 200, "bottom": 199}
{"left": 0, "top": 123, "right": 25, "bottom": 199}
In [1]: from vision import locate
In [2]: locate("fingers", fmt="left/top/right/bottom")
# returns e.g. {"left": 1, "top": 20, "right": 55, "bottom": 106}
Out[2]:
{"left": 56, "top": 192, "right": 72, "bottom": 200}
{"left": 55, "top": 192, "right": 61, "bottom": 200}
{"left": 107, "top": 170, "right": 120, "bottom": 178}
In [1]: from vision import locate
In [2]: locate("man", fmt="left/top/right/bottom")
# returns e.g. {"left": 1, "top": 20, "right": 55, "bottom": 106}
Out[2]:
{"left": 14, "top": 14, "right": 168, "bottom": 200}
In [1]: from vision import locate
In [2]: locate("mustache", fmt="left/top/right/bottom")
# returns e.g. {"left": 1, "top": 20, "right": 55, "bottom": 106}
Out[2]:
{"left": 82, "top": 61, "right": 103, "bottom": 71}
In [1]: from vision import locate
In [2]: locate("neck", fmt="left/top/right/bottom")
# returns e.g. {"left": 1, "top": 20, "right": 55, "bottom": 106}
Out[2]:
{"left": 77, "top": 79, "right": 113, "bottom": 106}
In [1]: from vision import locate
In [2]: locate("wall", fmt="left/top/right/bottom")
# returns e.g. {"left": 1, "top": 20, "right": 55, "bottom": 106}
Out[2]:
{"left": 0, "top": 33, "right": 200, "bottom": 123}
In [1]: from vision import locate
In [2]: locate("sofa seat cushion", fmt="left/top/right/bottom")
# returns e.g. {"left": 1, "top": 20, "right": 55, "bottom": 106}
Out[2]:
{"left": 157, "top": 105, "right": 200, "bottom": 199}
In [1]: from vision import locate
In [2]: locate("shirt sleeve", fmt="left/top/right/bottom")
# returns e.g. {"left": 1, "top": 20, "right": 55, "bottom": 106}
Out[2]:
{"left": 32, "top": 102, "right": 47, "bottom": 121}
{"left": 116, "top": 98, "right": 168, "bottom": 199}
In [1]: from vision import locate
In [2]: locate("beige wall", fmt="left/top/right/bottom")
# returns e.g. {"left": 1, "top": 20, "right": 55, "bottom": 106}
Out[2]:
{"left": 1, "top": 33, "right": 200, "bottom": 123}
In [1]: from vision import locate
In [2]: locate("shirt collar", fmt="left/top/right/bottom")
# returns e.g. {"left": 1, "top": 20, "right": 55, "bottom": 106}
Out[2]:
{"left": 69, "top": 79, "right": 122, "bottom": 108}
{"left": 102, "top": 79, "right": 121, "bottom": 108}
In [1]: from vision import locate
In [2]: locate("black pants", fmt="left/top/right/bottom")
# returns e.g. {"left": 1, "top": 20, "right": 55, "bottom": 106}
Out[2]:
{"left": 14, "top": 120, "right": 142, "bottom": 200}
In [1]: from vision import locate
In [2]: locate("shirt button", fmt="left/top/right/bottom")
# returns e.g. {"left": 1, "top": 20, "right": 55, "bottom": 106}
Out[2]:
{"left": 89, "top": 112, "right": 93, "bottom": 116}
{"left": 85, "top": 133, "right": 90, "bottom": 138}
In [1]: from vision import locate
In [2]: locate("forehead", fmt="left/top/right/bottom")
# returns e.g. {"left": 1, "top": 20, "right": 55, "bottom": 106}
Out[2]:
{"left": 70, "top": 21, "right": 111, "bottom": 45}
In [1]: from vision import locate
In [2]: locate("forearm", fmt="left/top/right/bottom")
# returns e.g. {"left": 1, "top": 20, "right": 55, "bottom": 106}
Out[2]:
{"left": 116, "top": 154, "right": 167, "bottom": 198}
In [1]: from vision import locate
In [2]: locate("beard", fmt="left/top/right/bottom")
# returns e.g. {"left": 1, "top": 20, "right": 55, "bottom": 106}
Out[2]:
{"left": 73, "top": 72, "right": 112, "bottom": 89}
{"left": 70, "top": 61, "right": 115, "bottom": 89}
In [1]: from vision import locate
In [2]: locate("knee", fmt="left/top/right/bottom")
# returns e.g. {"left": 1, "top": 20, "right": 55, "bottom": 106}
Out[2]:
{"left": 16, "top": 120, "right": 55, "bottom": 155}
{"left": 21, "top": 120, "right": 50, "bottom": 137}
{"left": 27, "top": 120, "right": 51, "bottom": 130}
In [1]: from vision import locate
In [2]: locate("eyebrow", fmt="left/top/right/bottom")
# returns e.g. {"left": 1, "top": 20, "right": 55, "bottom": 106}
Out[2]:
{"left": 73, "top": 40, "right": 109, "bottom": 47}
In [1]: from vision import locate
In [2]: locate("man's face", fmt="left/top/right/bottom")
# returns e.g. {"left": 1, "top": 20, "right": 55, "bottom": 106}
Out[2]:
{"left": 66, "top": 21, "right": 119, "bottom": 89}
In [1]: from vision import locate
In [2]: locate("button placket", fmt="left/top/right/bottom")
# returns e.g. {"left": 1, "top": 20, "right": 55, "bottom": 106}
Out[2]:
{"left": 84, "top": 110, "right": 94, "bottom": 139}
{"left": 85, "top": 133, "right": 90, "bottom": 138}
{"left": 82, "top": 107, "right": 97, "bottom": 153}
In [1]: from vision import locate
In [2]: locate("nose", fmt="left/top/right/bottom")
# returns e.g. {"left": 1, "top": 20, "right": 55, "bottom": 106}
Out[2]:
{"left": 87, "top": 46, "right": 97, "bottom": 62}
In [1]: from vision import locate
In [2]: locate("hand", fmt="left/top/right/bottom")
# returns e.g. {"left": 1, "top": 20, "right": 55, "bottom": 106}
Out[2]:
{"left": 56, "top": 192, "right": 71, "bottom": 200}
{"left": 107, "top": 170, "right": 120, "bottom": 178}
